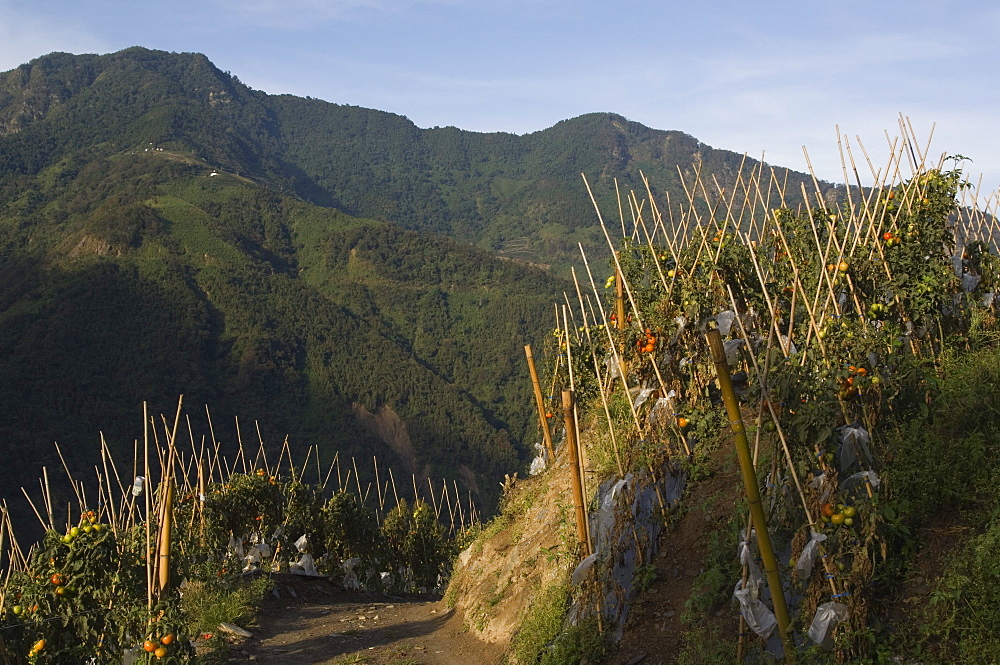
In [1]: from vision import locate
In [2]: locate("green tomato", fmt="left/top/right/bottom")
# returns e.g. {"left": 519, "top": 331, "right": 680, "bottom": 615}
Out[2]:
{"left": 70, "top": 527, "right": 80, "bottom": 537}
{"left": 12, "top": 605, "right": 22, "bottom": 616}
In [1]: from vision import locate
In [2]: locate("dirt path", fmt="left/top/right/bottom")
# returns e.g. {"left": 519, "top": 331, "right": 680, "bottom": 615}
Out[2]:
{"left": 225, "top": 575, "right": 505, "bottom": 665}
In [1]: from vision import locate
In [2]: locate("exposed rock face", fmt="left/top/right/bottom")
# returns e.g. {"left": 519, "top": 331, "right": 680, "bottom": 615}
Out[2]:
{"left": 448, "top": 459, "right": 574, "bottom": 647}
{"left": 352, "top": 403, "right": 417, "bottom": 475}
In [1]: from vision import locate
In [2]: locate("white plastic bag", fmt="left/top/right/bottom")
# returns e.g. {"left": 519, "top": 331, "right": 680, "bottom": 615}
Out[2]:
{"left": 841, "top": 470, "right": 880, "bottom": 492}
{"left": 605, "top": 353, "right": 621, "bottom": 379}
{"left": 633, "top": 387, "right": 654, "bottom": 409}
{"left": 228, "top": 535, "right": 244, "bottom": 559}
{"left": 291, "top": 553, "right": 318, "bottom": 576}
{"left": 733, "top": 581, "right": 777, "bottom": 639}
{"left": 795, "top": 531, "right": 827, "bottom": 581}
{"left": 723, "top": 339, "right": 746, "bottom": 366}
{"left": 342, "top": 558, "right": 362, "bottom": 590}
{"left": 648, "top": 394, "right": 677, "bottom": 429}
{"left": 294, "top": 534, "right": 309, "bottom": 553}
{"left": 716, "top": 310, "right": 736, "bottom": 336}
{"left": 837, "top": 425, "right": 873, "bottom": 472}
{"left": 571, "top": 552, "right": 599, "bottom": 585}
{"left": 808, "top": 601, "right": 849, "bottom": 645}
{"left": 738, "top": 541, "right": 763, "bottom": 599}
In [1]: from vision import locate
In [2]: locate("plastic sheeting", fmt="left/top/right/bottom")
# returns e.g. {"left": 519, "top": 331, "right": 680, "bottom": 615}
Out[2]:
{"left": 342, "top": 557, "right": 362, "bottom": 590}
{"left": 227, "top": 536, "right": 244, "bottom": 560}
{"left": 808, "top": 601, "right": 849, "bottom": 645}
{"left": 633, "top": 387, "right": 654, "bottom": 409}
{"left": 572, "top": 467, "right": 687, "bottom": 641}
{"left": 529, "top": 443, "right": 547, "bottom": 476}
{"left": 738, "top": 541, "right": 763, "bottom": 598}
{"left": 963, "top": 273, "right": 982, "bottom": 292}
{"left": 648, "top": 395, "right": 677, "bottom": 430}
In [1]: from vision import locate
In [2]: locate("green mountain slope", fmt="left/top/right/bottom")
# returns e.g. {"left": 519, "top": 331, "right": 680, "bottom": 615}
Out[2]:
{"left": 0, "top": 152, "right": 560, "bottom": 520}
{"left": 1, "top": 48, "right": 837, "bottom": 273}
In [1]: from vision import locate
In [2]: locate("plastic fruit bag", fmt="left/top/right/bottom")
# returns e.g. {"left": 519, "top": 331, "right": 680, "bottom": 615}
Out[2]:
{"left": 808, "top": 601, "right": 849, "bottom": 645}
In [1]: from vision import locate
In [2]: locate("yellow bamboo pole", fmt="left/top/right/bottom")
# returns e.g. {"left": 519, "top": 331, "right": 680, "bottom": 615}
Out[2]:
{"left": 614, "top": 252, "right": 626, "bottom": 329}
{"left": 706, "top": 330, "right": 791, "bottom": 655}
{"left": 525, "top": 345, "right": 556, "bottom": 460}
{"left": 562, "top": 390, "right": 591, "bottom": 556}
{"left": 157, "top": 480, "right": 174, "bottom": 598}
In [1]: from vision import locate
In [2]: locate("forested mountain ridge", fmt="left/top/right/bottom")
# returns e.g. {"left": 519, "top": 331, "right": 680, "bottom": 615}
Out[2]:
{"left": 1, "top": 47, "right": 837, "bottom": 272}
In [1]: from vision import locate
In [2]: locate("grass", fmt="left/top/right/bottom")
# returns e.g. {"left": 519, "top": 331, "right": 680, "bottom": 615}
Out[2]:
{"left": 332, "top": 654, "right": 368, "bottom": 665}
{"left": 508, "top": 580, "right": 570, "bottom": 665}
{"left": 182, "top": 574, "right": 272, "bottom": 637}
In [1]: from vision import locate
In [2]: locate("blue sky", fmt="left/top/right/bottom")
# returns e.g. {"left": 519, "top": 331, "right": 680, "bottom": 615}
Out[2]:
{"left": 2, "top": 0, "right": 999, "bottom": 198}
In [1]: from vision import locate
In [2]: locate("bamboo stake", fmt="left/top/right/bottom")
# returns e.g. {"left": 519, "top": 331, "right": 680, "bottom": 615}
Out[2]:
{"left": 144, "top": 402, "right": 153, "bottom": 613}
{"left": 322, "top": 451, "right": 340, "bottom": 490}
{"left": 235, "top": 416, "right": 247, "bottom": 474}
{"left": 54, "top": 442, "right": 84, "bottom": 510}
{"left": 389, "top": 468, "right": 400, "bottom": 508}
{"left": 525, "top": 344, "right": 556, "bottom": 461}
{"left": 374, "top": 456, "right": 385, "bottom": 512}
{"left": 157, "top": 480, "right": 174, "bottom": 598}
{"left": 706, "top": 330, "right": 792, "bottom": 653}
{"left": 19, "top": 488, "right": 47, "bottom": 531}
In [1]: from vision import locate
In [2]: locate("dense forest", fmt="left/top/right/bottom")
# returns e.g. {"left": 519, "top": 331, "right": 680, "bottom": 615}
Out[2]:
{"left": 0, "top": 47, "right": 834, "bottom": 526}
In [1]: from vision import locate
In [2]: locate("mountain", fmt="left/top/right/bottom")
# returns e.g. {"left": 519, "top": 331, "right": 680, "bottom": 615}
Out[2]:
{"left": 0, "top": 47, "right": 835, "bottom": 520}
{"left": 0, "top": 48, "right": 837, "bottom": 273}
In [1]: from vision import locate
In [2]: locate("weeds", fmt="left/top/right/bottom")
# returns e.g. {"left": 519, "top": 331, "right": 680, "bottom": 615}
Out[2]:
{"left": 181, "top": 574, "right": 272, "bottom": 637}
{"left": 509, "top": 580, "right": 570, "bottom": 664}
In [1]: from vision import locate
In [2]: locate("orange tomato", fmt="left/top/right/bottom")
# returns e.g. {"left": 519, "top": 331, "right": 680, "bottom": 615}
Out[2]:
{"left": 143, "top": 640, "right": 156, "bottom": 652}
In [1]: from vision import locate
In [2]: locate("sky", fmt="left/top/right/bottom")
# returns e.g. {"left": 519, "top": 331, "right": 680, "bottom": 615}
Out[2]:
{"left": 1, "top": 0, "right": 999, "bottom": 199}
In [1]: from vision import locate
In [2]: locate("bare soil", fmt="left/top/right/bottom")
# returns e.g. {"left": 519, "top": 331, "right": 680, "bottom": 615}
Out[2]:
{"left": 221, "top": 575, "right": 504, "bottom": 665}
{"left": 607, "top": 445, "right": 744, "bottom": 665}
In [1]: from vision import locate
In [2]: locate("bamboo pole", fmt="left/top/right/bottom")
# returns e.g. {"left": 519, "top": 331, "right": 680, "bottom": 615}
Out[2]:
{"left": 614, "top": 252, "right": 626, "bottom": 329}
{"left": 144, "top": 402, "right": 153, "bottom": 613}
{"left": 706, "top": 330, "right": 791, "bottom": 653}
{"left": 525, "top": 344, "right": 556, "bottom": 460}
{"left": 562, "top": 391, "right": 591, "bottom": 556}
{"left": 157, "top": 480, "right": 174, "bottom": 598}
